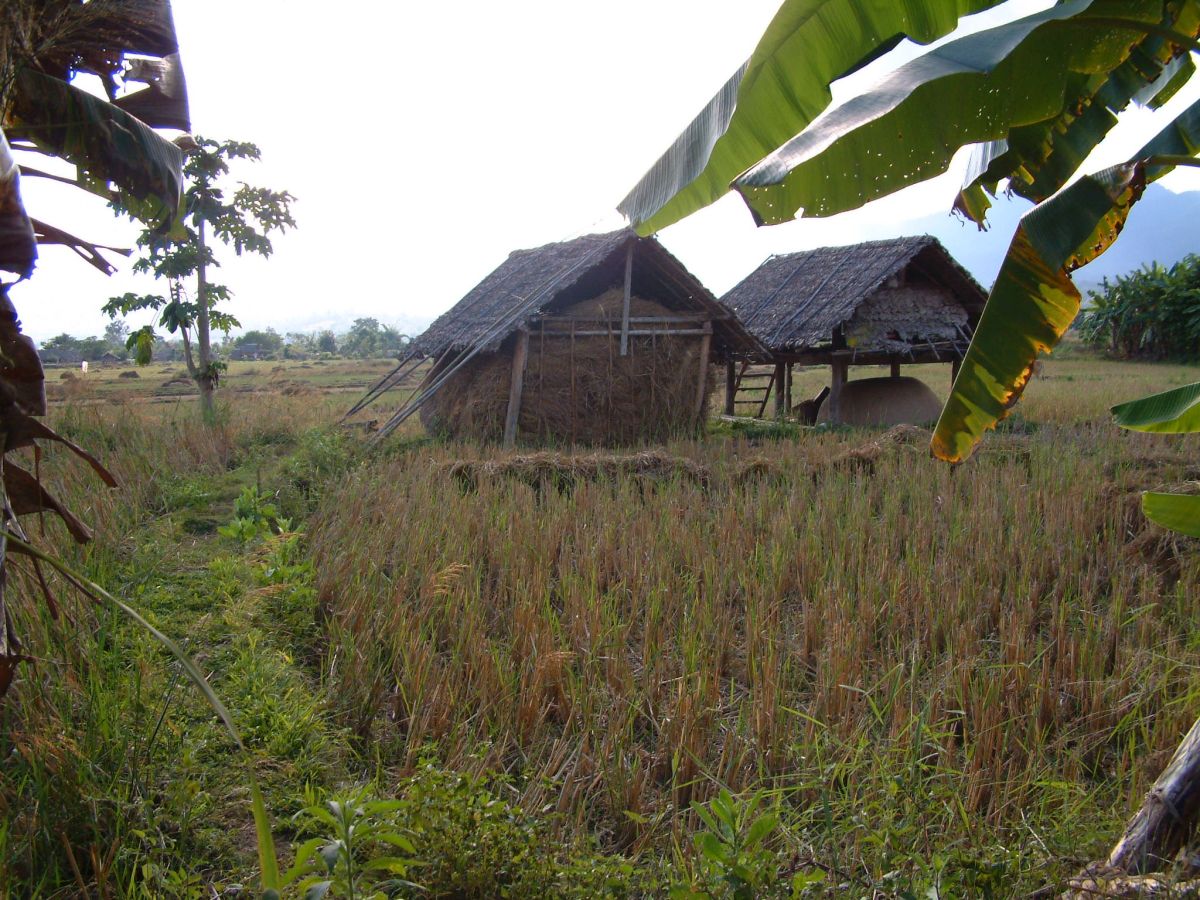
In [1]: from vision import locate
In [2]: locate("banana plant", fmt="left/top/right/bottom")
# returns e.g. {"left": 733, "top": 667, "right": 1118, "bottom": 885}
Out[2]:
{"left": 0, "top": 0, "right": 190, "bottom": 696}
{"left": 621, "top": 0, "right": 1200, "bottom": 526}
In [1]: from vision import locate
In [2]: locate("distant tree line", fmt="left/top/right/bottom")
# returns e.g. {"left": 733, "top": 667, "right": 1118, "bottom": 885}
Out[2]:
{"left": 1077, "top": 255, "right": 1200, "bottom": 361}
{"left": 39, "top": 316, "right": 412, "bottom": 363}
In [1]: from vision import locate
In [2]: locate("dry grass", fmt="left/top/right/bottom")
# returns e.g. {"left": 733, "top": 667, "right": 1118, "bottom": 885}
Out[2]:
{"left": 309, "top": 380, "right": 1200, "bottom": 884}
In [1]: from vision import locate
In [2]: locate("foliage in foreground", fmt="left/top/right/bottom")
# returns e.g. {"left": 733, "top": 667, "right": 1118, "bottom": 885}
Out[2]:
{"left": 1078, "top": 255, "right": 1200, "bottom": 361}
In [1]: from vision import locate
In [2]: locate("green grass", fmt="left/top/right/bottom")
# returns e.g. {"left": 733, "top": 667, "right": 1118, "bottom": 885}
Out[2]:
{"left": 3, "top": 355, "right": 1200, "bottom": 896}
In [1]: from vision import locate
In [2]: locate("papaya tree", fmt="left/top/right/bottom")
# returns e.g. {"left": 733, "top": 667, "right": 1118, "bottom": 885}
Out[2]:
{"left": 621, "top": 0, "right": 1200, "bottom": 528}
{"left": 104, "top": 136, "right": 295, "bottom": 420}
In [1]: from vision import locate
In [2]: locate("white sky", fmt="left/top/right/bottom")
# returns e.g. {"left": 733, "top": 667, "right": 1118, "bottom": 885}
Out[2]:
{"left": 10, "top": 0, "right": 1200, "bottom": 343}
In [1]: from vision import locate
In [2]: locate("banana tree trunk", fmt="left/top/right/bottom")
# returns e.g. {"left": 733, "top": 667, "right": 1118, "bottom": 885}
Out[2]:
{"left": 1107, "top": 715, "right": 1200, "bottom": 875}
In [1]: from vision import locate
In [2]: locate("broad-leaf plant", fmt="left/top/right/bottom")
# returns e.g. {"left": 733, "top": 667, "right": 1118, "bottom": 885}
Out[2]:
{"left": 621, "top": 0, "right": 1200, "bottom": 534}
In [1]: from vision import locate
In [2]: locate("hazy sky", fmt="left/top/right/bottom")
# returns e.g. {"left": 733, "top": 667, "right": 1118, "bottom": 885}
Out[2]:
{"left": 10, "top": 0, "right": 1200, "bottom": 343}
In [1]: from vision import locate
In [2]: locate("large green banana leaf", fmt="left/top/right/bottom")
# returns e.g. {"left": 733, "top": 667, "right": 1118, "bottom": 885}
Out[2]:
{"left": 732, "top": 0, "right": 1193, "bottom": 225}
{"left": 617, "top": 0, "right": 1008, "bottom": 234}
{"left": 1110, "top": 378, "right": 1200, "bottom": 535}
{"left": 7, "top": 67, "right": 184, "bottom": 228}
{"left": 0, "top": 129, "right": 36, "bottom": 279}
{"left": 930, "top": 98, "right": 1200, "bottom": 463}
{"left": 956, "top": 12, "right": 1198, "bottom": 223}
{"left": 1111, "top": 381, "right": 1200, "bottom": 433}
{"left": 1139, "top": 493, "right": 1200, "bottom": 537}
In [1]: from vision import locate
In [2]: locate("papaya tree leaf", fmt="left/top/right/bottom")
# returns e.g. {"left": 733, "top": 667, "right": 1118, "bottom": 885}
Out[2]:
{"left": 618, "top": 0, "right": 1009, "bottom": 234}
{"left": 931, "top": 96, "right": 1200, "bottom": 463}
{"left": 1112, "top": 381, "right": 1200, "bottom": 433}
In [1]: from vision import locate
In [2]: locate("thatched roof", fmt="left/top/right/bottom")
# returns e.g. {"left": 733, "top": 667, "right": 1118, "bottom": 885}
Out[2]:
{"left": 411, "top": 229, "right": 761, "bottom": 359}
{"left": 721, "top": 236, "right": 987, "bottom": 353}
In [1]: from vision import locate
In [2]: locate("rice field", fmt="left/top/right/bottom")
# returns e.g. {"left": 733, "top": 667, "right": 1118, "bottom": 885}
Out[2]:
{"left": 5, "top": 353, "right": 1200, "bottom": 895}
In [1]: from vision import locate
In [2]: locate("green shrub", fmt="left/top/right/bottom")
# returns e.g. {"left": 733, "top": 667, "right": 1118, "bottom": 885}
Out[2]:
{"left": 1077, "top": 255, "right": 1200, "bottom": 360}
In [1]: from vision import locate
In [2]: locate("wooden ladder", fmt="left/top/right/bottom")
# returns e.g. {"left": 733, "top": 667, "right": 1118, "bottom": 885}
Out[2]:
{"left": 730, "top": 362, "right": 778, "bottom": 418}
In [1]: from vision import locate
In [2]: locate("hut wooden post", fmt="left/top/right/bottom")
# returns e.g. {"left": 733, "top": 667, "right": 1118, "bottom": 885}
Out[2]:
{"left": 828, "top": 357, "right": 848, "bottom": 424}
{"left": 890, "top": 358, "right": 901, "bottom": 379}
{"left": 951, "top": 356, "right": 962, "bottom": 385}
{"left": 772, "top": 361, "right": 786, "bottom": 419}
{"left": 694, "top": 326, "right": 713, "bottom": 426}
{"left": 785, "top": 362, "right": 793, "bottom": 413}
{"left": 620, "top": 240, "right": 634, "bottom": 356}
{"left": 724, "top": 360, "right": 736, "bottom": 416}
{"left": 503, "top": 327, "right": 530, "bottom": 448}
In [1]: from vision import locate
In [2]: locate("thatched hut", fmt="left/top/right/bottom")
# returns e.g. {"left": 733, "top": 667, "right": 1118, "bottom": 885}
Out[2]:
{"left": 720, "top": 236, "right": 986, "bottom": 424}
{"left": 367, "top": 229, "right": 761, "bottom": 445}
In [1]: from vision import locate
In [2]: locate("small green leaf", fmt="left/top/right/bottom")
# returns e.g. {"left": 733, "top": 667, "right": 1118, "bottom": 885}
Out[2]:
{"left": 745, "top": 814, "right": 778, "bottom": 850}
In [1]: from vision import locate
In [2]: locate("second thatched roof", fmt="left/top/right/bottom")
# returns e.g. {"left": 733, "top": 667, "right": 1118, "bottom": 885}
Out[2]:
{"left": 722, "top": 236, "right": 987, "bottom": 353}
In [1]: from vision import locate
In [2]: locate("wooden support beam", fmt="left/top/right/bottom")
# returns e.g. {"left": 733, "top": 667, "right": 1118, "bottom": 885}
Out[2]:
{"left": 724, "top": 360, "right": 736, "bottom": 416}
{"left": 620, "top": 240, "right": 633, "bottom": 356}
{"left": 773, "top": 361, "right": 786, "bottom": 419}
{"left": 503, "top": 327, "right": 530, "bottom": 448}
{"left": 694, "top": 331, "right": 713, "bottom": 427}
{"left": 890, "top": 358, "right": 901, "bottom": 379}
{"left": 951, "top": 356, "right": 962, "bottom": 384}
{"left": 828, "top": 357, "right": 848, "bottom": 424}
{"left": 784, "top": 362, "right": 793, "bottom": 413}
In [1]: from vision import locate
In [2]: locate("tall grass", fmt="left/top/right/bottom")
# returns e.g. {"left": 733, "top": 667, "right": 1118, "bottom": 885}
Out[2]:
{"left": 0, "top": 394, "right": 345, "bottom": 892}
{"left": 310, "top": 418, "right": 1200, "bottom": 887}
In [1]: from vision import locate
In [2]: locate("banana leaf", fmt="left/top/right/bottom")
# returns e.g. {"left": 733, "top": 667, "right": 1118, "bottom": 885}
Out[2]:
{"left": 930, "top": 97, "right": 1200, "bottom": 463}
{"left": 0, "top": 129, "right": 36, "bottom": 279}
{"left": 732, "top": 0, "right": 1190, "bottom": 225}
{"left": 1140, "top": 493, "right": 1200, "bottom": 537}
{"left": 618, "top": 0, "right": 1008, "bottom": 234}
{"left": 8, "top": 67, "right": 184, "bottom": 228}
{"left": 1111, "top": 381, "right": 1200, "bottom": 433}
{"left": 955, "top": 5, "right": 1200, "bottom": 223}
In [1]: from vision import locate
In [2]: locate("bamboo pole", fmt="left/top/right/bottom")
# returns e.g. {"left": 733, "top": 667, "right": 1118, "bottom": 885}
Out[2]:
{"left": 502, "top": 328, "right": 530, "bottom": 448}
{"left": 772, "top": 361, "right": 786, "bottom": 419}
{"left": 828, "top": 358, "right": 848, "bottom": 424}
{"left": 693, "top": 328, "right": 713, "bottom": 426}
{"left": 620, "top": 240, "right": 633, "bottom": 356}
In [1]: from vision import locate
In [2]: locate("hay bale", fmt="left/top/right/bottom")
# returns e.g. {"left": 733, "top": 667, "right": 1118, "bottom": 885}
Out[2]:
{"left": 816, "top": 376, "right": 942, "bottom": 427}
{"left": 421, "top": 289, "right": 712, "bottom": 445}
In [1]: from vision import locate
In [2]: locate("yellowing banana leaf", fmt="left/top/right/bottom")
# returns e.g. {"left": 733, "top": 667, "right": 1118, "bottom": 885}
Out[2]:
{"left": 8, "top": 68, "right": 184, "bottom": 228}
{"left": 733, "top": 0, "right": 1184, "bottom": 225}
{"left": 0, "top": 129, "right": 36, "bottom": 279}
{"left": 618, "top": 0, "right": 1007, "bottom": 234}
{"left": 931, "top": 97, "right": 1200, "bottom": 463}
{"left": 1141, "top": 492, "right": 1200, "bottom": 537}
{"left": 1111, "top": 381, "right": 1200, "bottom": 433}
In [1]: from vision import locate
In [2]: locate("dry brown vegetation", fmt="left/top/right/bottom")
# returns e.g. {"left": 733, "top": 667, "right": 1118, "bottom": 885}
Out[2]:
{"left": 312, "top": 388, "right": 1200, "bottom": 887}
{"left": 7, "top": 354, "right": 1200, "bottom": 894}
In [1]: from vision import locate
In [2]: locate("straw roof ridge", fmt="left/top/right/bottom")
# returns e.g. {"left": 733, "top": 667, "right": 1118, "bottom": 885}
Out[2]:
{"left": 411, "top": 228, "right": 761, "bottom": 359}
{"left": 722, "top": 235, "right": 986, "bottom": 351}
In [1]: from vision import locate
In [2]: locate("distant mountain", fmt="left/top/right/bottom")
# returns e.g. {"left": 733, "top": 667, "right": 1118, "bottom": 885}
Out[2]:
{"left": 903, "top": 184, "right": 1200, "bottom": 293}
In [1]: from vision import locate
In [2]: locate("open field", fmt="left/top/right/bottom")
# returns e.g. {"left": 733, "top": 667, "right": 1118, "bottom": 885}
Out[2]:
{"left": 4, "top": 353, "right": 1200, "bottom": 896}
